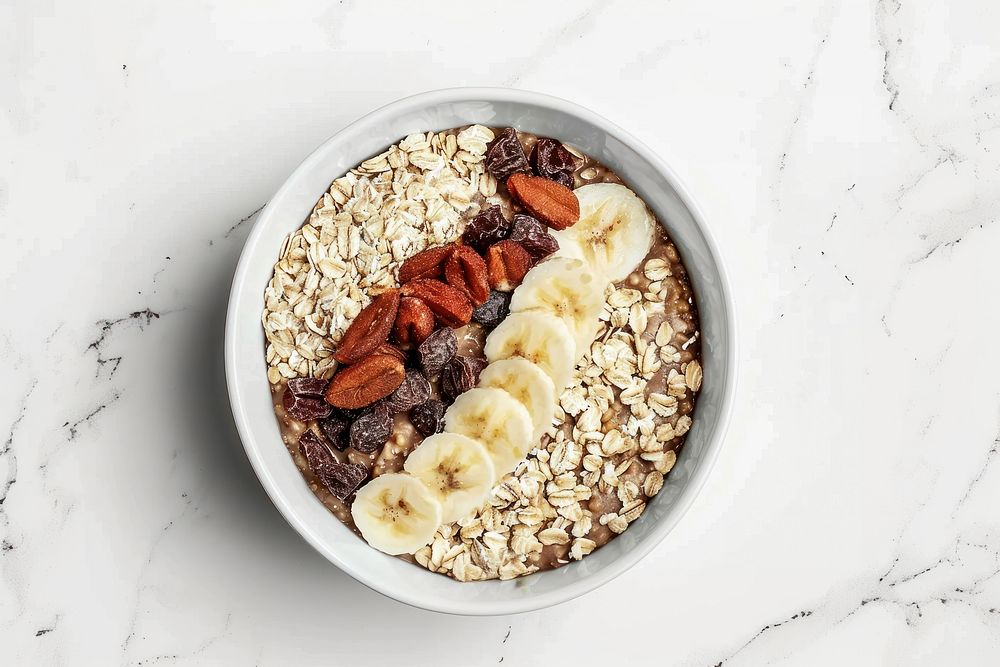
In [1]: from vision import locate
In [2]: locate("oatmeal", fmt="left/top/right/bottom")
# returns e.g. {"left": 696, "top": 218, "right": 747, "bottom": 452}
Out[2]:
{"left": 262, "top": 125, "right": 701, "bottom": 580}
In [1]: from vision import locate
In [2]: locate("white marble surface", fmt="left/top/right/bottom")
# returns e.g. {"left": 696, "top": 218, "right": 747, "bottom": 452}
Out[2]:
{"left": 3, "top": 0, "right": 1000, "bottom": 664}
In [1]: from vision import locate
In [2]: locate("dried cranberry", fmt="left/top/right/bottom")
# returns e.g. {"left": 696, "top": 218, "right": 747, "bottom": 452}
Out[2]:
{"left": 484, "top": 127, "right": 530, "bottom": 181}
{"left": 320, "top": 462, "right": 368, "bottom": 501}
{"left": 530, "top": 138, "right": 577, "bottom": 188}
{"left": 440, "top": 356, "right": 487, "bottom": 401}
{"left": 462, "top": 205, "right": 511, "bottom": 253}
{"left": 410, "top": 399, "right": 445, "bottom": 437}
{"left": 283, "top": 388, "right": 333, "bottom": 421}
{"left": 508, "top": 214, "right": 559, "bottom": 261}
{"left": 471, "top": 290, "right": 510, "bottom": 328}
{"left": 349, "top": 402, "right": 392, "bottom": 453}
{"left": 317, "top": 412, "right": 351, "bottom": 451}
{"left": 286, "top": 377, "right": 329, "bottom": 398}
{"left": 384, "top": 369, "right": 431, "bottom": 413}
{"left": 417, "top": 327, "right": 457, "bottom": 379}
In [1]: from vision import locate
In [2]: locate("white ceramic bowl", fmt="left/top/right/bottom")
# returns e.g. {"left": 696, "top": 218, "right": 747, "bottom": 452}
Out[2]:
{"left": 225, "top": 88, "right": 736, "bottom": 615}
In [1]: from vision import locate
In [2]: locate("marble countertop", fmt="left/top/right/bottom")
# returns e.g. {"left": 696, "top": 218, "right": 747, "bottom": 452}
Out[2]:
{"left": 4, "top": 1, "right": 1000, "bottom": 664}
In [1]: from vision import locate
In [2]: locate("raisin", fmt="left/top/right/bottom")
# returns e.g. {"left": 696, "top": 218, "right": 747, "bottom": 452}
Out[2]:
{"left": 508, "top": 214, "right": 559, "bottom": 260}
{"left": 348, "top": 402, "right": 393, "bottom": 454}
{"left": 440, "top": 355, "right": 487, "bottom": 401}
{"left": 283, "top": 388, "right": 333, "bottom": 421}
{"left": 462, "top": 205, "right": 511, "bottom": 253}
{"left": 472, "top": 290, "right": 510, "bottom": 328}
{"left": 484, "top": 127, "right": 530, "bottom": 181}
{"left": 320, "top": 462, "right": 368, "bottom": 501}
{"left": 384, "top": 369, "right": 431, "bottom": 413}
{"left": 417, "top": 327, "right": 457, "bottom": 379}
{"left": 530, "top": 138, "right": 577, "bottom": 188}
{"left": 317, "top": 412, "right": 351, "bottom": 451}
{"left": 286, "top": 377, "right": 329, "bottom": 398}
{"left": 410, "top": 399, "right": 445, "bottom": 437}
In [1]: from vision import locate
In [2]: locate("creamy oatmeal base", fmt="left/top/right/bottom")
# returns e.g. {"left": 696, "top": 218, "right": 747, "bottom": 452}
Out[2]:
{"left": 262, "top": 125, "right": 701, "bottom": 581}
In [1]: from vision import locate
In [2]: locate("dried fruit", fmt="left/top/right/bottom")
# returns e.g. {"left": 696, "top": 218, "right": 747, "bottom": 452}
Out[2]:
{"left": 484, "top": 127, "right": 529, "bottom": 181}
{"left": 301, "top": 430, "right": 367, "bottom": 500}
{"left": 410, "top": 399, "right": 445, "bottom": 437}
{"left": 323, "top": 461, "right": 369, "bottom": 501}
{"left": 283, "top": 388, "right": 333, "bottom": 421}
{"left": 393, "top": 296, "right": 435, "bottom": 347}
{"left": 318, "top": 412, "right": 351, "bottom": 451}
{"left": 324, "top": 353, "right": 406, "bottom": 409}
{"left": 349, "top": 402, "right": 393, "bottom": 453}
{"left": 486, "top": 240, "right": 532, "bottom": 291}
{"left": 472, "top": 290, "right": 511, "bottom": 328}
{"left": 384, "top": 369, "right": 431, "bottom": 413}
{"left": 333, "top": 289, "right": 401, "bottom": 364}
{"left": 417, "top": 327, "right": 457, "bottom": 379}
{"left": 506, "top": 173, "right": 580, "bottom": 230}
{"left": 398, "top": 245, "right": 452, "bottom": 283}
{"left": 462, "top": 205, "right": 511, "bottom": 253}
{"left": 508, "top": 214, "right": 559, "bottom": 260}
{"left": 401, "top": 279, "right": 472, "bottom": 327}
{"left": 286, "top": 377, "right": 329, "bottom": 398}
{"left": 444, "top": 245, "right": 490, "bottom": 306}
{"left": 530, "top": 138, "right": 577, "bottom": 188}
{"left": 440, "top": 355, "right": 487, "bottom": 401}
{"left": 299, "top": 429, "right": 336, "bottom": 476}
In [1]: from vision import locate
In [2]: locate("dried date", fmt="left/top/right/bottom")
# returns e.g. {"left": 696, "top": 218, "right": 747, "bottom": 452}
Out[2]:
{"left": 484, "top": 127, "right": 530, "bottom": 181}
{"left": 299, "top": 429, "right": 336, "bottom": 476}
{"left": 462, "top": 205, "right": 511, "bottom": 253}
{"left": 283, "top": 388, "right": 333, "bottom": 421}
{"left": 286, "top": 377, "right": 329, "bottom": 398}
{"left": 317, "top": 412, "right": 351, "bottom": 451}
{"left": 440, "top": 355, "right": 487, "bottom": 401}
{"left": 321, "top": 462, "right": 368, "bottom": 501}
{"left": 508, "top": 214, "right": 559, "bottom": 260}
{"left": 530, "top": 138, "right": 577, "bottom": 188}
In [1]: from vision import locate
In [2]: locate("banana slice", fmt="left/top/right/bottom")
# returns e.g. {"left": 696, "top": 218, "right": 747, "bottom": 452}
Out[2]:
{"left": 404, "top": 433, "right": 496, "bottom": 523}
{"left": 351, "top": 473, "right": 442, "bottom": 555}
{"left": 509, "top": 257, "right": 606, "bottom": 361}
{"left": 444, "top": 387, "right": 533, "bottom": 475}
{"left": 483, "top": 311, "right": 575, "bottom": 392}
{"left": 551, "top": 183, "right": 655, "bottom": 283}
{"left": 479, "top": 358, "right": 556, "bottom": 443}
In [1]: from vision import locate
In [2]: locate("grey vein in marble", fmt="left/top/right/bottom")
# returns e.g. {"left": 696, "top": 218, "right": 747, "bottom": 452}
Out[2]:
{"left": 0, "top": 380, "right": 37, "bottom": 511}
{"left": 62, "top": 393, "right": 122, "bottom": 441}
{"left": 87, "top": 309, "right": 161, "bottom": 380}
{"left": 224, "top": 203, "right": 266, "bottom": 239}
{"left": 876, "top": 0, "right": 903, "bottom": 111}
{"left": 953, "top": 431, "right": 1000, "bottom": 515}
{"left": 771, "top": 1, "right": 837, "bottom": 213}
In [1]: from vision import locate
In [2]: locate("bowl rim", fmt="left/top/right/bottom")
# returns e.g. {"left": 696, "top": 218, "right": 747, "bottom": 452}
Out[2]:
{"left": 225, "top": 87, "right": 737, "bottom": 615}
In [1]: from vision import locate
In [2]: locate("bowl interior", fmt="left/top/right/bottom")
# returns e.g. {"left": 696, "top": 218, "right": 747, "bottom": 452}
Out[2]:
{"left": 226, "top": 89, "right": 734, "bottom": 615}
